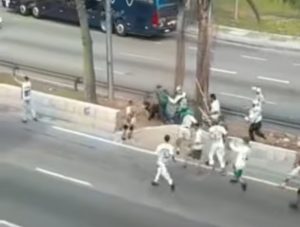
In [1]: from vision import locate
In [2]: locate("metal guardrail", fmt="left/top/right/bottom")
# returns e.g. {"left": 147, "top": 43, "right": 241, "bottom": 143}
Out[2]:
{"left": 0, "top": 59, "right": 148, "bottom": 96}
{"left": 1, "top": 59, "right": 300, "bottom": 130}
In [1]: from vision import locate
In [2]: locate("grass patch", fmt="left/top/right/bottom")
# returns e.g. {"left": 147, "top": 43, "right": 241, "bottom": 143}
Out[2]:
{"left": 214, "top": 0, "right": 300, "bottom": 36}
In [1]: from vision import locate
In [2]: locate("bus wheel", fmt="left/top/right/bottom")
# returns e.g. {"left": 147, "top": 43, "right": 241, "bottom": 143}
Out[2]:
{"left": 115, "top": 20, "right": 126, "bottom": 36}
{"left": 32, "top": 6, "right": 40, "bottom": 18}
{"left": 19, "top": 4, "right": 28, "bottom": 16}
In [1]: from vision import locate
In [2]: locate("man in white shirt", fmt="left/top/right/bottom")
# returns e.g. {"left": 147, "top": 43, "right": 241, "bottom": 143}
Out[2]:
{"left": 209, "top": 94, "right": 221, "bottom": 122}
{"left": 229, "top": 137, "right": 251, "bottom": 192}
{"left": 245, "top": 100, "right": 266, "bottom": 141}
{"left": 13, "top": 73, "right": 37, "bottom": 123}
{"left": 192, "top": 123, "right": 203, "bottom": 160}
{"left": 168, "top": 86, "right": 186, "bottom": 105}
{"left": 207, "top": 122, "right": 227, "bottom": 173}
{"left": 122, "top": 100, "right": 136, "bottom": 141}
{"left": 152, "top": 135, "right": 176, "bottom": 192}
{"left": 176, "top": 114, "right": 197, "bottom": 165}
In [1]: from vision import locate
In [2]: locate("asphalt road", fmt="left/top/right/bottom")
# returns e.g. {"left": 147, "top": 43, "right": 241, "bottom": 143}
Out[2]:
{"left": 0, "top": 110, "right": 299, "bottom": 227}
{"left": 0, "top": 7, "right": 300, "bottom": 124}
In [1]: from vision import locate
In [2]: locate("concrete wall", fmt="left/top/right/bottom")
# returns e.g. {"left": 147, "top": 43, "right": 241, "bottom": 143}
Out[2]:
{"left": 0, "top": 84, "right": 121, "bottom": 133}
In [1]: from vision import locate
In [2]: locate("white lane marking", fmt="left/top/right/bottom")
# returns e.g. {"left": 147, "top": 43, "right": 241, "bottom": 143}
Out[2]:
{"left": 95, "top": 67, "right": 125, "bottom": 76}
{"left": 52, "top": 126, "right": 154, "bottom": 155}
{"left": 241, "top": 55, "right": 267, "bottom": 61}
{"left": 220, "top": 92, "right": 277, "bottom": 105}
{"left": 52, "top": 126, "right": 298, "bottom": 192}
{"left": 210, "top": 67, "right": 237, "bottom": 75}
{"left": 120, "top": 53, "right": 160, "bottom": 62}
{"left": 0, "top": 220, "right": 23, "bottom": 227}
{"left": 293, "top": 63, "right": 300, "bottom": 66}
{"left": 35, "top": 168, "right": 93, "bottom": 188}
{"left": 257, "top": 76, "right": 290, "bottom": 85}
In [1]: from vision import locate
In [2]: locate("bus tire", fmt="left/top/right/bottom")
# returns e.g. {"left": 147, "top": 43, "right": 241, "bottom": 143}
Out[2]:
{"left": 19, "top": 4, "right": 28, "bottom": 16}
{"left": 32, "top": 6, "right": 40, "bottom": 18}
{"left": 114, "top": 20, "right": 126, "bottom": 36}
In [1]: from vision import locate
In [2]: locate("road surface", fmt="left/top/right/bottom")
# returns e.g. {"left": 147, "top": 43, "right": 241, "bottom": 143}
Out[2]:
{"left": 0, "top": 109, "right": 299, "bottom": 227}
{"left": 0, "top": 7, "right": 300, "bottom": 125}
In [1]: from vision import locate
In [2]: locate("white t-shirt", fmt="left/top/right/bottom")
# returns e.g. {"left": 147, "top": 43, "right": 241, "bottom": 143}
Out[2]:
{"left": 209, "top": 125, "right": 227, "bottom": 147}
{"left": 181, "top": 114, "right": 197, "bottom": 129}
{"left": 210, "top": 100, "right": 221, "bottom": 120}
{"left": 193, "top": 129, "right": 203, "bottom": 150}
{"left": 156, "top": 143, "right": 175, "bottom": 165}
{"left": 22, "top": 81, "right": 32, "bottom": 101}
{"left": 248, "top": 105, "right": 262, "bottom": 123}
{"left": 230, "top": 142, "right": 251, "bottom": 169}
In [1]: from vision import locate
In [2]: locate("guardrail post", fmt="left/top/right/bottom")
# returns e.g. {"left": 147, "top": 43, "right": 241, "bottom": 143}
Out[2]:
{"left": 74, "top": 77, "right": 82, "bottom": 91}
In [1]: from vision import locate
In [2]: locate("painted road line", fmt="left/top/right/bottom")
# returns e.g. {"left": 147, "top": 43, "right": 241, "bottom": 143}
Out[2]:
{"left": 210, "top": 67, "right": 237, "bottom": 75}
{"left": 0, "top": 220, "right": 23, "bottom": 227}
{"left": 241, "top": 55, "right": 267, "bottom": 61}
{"left": 36, "top": 167, "right": 93, "bottom": 188}
{"left": 52, "top": 126, "right": 154, "bottom": 156}
{"left": 220, "top": 92, "right": 277, "bottom": 106}
{"left": 293, "top": 63, "right": 300, "bottom": 66}
{"left": 120, "top": 53, "right": 160, "bottom": 62}
{"left": 257, "top": 76, "right": 290, "bottom": 85}
{"left": 52, "top": 126, "right": 297, "bottom": 192}
{"left": 95, "top": 67, "right": 125, "bottom": 76}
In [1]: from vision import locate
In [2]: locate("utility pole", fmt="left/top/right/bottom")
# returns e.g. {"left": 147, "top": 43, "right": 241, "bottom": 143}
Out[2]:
{"left": 174, "top": 0, "right": 186, "bottom": 93}
{"left": 105, "top": 0, "right": 114, "bottom": 100}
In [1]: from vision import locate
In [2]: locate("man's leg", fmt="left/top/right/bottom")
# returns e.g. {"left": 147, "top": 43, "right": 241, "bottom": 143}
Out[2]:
{"left": 254, "top": 122, "right": 266, "bottom": 139}
{"left": 289, "top": 188, "right": 300, "bottom": 210}
{"left": 249, "top": 123, "right": 255, "bottom": 141}
{"left": 128, "top": 125, "right": 134, "bottom": 139}
{"left": 28, "top": 101, "right": 37, "bottom": 121}
{"left": 122, "top": 125, "right": 128, "bottom": 141}
{"left": 22, "top": 101, "right": 29, "bottom": 123}
{"left": 281, "top": 166, "right": 300, "bottom": 188}
{"left": 216, "top": 147, "right": 226, "bottom": 170}
{"left": 152, "top": 165, "right": 162, "bottom": 186}
{"left": 207, "top": 145, "right": 215, "bottom": 167}
{"left": 161, "top": 164, "right": 175, "bottom": 191}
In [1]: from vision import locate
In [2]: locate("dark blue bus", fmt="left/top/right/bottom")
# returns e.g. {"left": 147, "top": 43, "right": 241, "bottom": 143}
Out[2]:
{"left": 5, "top": 0, "right": 178, "bottom": 37}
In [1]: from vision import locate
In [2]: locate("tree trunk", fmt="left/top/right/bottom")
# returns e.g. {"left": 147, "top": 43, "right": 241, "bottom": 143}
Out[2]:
{"left": 195, "top": 0, "right": 211, "bottom": 111}
{"left": 174, "top": 0, "right": 186, "bottom": 92}
{"left": 75, "top": 0, "right": 97, "bottom": 103}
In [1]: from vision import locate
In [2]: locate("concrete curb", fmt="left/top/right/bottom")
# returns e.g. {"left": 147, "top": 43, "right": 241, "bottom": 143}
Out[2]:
{"left": 187, "top": 25, "right": 300, "bottom": 52}
{"left": 0, "top": 84, "right": 121, "bottom": 133}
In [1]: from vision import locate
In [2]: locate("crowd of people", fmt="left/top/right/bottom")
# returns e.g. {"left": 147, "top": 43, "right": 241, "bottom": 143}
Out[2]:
{"left": 12, "top": 71, "right": 300, "bottom": 210}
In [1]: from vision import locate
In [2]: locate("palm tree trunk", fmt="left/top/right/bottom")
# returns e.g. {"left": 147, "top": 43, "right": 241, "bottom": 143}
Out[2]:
{"left": 196, "top": 0, "right": 211, "bottom": 111}
{"left": 75, "top": 0, "right": 97, "bottom": 103}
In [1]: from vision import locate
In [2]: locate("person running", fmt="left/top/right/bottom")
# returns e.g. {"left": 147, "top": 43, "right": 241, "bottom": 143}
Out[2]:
{"left": 229, "top": 137, "right": 251, "bottom": 192}
{"left": 207, "top": 121, "right": 227, "bottom": 174}
{"left": 152, "top": 134, "right": 176, "bottom": 192}
{"left": 280, "top": 153, "right": 300, "bottom": 188}
{"left": 245, "top": 100, "right": 266, "bottom": 141}
{"left": 13, "top": 71, "right": 37, "bottom": 123}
